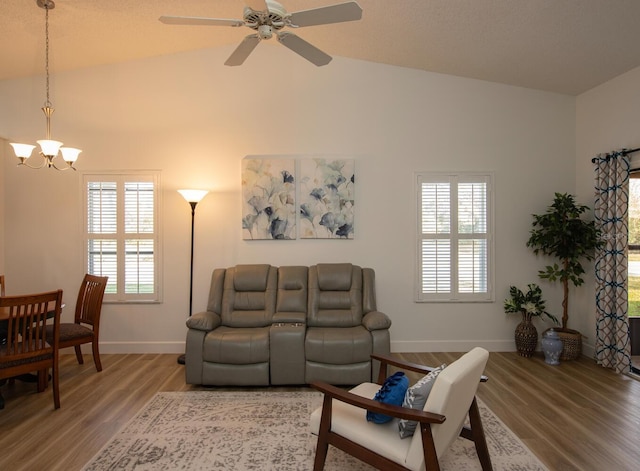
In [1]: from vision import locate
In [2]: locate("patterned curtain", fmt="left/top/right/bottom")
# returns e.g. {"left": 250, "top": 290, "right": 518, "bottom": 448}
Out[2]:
{"left": 593, "top": 151, "right": 632, "bottom": 374}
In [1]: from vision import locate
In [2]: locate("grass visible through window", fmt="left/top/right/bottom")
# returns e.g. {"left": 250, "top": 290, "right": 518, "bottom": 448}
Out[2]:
{"left": 629, "top": 252, "right": 640, "bottom": 317}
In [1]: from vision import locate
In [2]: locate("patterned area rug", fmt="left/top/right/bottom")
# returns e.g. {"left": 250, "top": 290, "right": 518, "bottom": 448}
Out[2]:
{"left": 82, "top": 391, "right": 548, "bottom": 471}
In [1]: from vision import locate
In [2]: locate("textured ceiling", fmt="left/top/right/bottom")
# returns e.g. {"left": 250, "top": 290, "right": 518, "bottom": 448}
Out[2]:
{"left": 2, "top": 0, "right": 640, "bottom": 95}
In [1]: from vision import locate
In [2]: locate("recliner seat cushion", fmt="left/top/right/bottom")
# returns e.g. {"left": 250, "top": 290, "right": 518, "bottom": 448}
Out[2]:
{"left": 203, "top": 326, "right": 270, "bottom": 364}
{"left": 305, "top": 326, "right": 372, "bottom": 364}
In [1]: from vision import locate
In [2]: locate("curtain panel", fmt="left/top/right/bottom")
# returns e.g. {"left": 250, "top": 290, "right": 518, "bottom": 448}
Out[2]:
{"left": 593, "top": 151, "right": 632, "bottom": 374}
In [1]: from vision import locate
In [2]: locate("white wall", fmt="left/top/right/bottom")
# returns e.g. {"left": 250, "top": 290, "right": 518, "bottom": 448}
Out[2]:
{"left": 0, "top": 45, "right": 576, "bottom": 353}
{"left": 575, "top": 65, "right": 640, "bottom": 356}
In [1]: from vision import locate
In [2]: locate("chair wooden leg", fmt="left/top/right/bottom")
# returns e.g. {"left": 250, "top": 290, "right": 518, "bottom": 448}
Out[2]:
{"left": 52, "top": 363, "right": 60, "bottom": 409}
{"left": 37, "top": 369, "right": 47, "bottom": 392}
{"left": 313, "top": 434, "right": 329, "bottom": 471}
{"left": 92, "top": 341, "right": 102, "bottom": 372}
{"left": 468, "top": 397, "right": 493, "bottom": 471}
{"left": 74, "top": 345, "right": 84, "bottom": 365}
{"left": 313, "top": 396, "right": 333, "bottom": 471}
{"left": 419, "top": 423, "right": 441, "bottom": 471}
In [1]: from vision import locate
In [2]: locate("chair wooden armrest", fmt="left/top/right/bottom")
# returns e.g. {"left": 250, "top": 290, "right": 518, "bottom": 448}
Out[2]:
{"left": 311, "top": 381, "right": 446, "bottom": 424}
{"left": 372, "top": 353, "right": 488, "bottom": 384}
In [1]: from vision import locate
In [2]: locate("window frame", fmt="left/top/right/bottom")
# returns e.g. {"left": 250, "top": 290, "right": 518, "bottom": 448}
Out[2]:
{"left": 415, "top": 171, "right": 494, "bottom": 303}
{"left": 82, "top": 171, "right": 162, "bottom": 303}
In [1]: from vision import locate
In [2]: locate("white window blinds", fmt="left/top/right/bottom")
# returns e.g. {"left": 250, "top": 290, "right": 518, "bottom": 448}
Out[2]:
{"left": 416, "top": 173, "right": 493, "bottom": 302}
{"left": 84, "top": 173, "right": 160, "bottom": 302}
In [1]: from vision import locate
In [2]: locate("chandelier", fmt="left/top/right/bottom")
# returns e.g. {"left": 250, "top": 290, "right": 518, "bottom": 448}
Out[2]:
{"left": 10, "top": 0, "right": 81, "bottom": 171}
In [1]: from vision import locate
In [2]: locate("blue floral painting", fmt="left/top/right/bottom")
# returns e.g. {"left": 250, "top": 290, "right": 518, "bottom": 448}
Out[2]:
{"left": 242, "top": 158, "right": 296, "bottom": 240}
{"left": 299, "top": 158, "right": 355, "bottom": 239}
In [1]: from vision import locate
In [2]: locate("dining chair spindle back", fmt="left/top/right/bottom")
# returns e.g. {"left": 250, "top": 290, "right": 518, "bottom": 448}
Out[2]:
{"left": 0, "top": 289, "right": 63, "bottom": 410}
{"left": 46, "top": 274, "right": 108, "bottom": 372}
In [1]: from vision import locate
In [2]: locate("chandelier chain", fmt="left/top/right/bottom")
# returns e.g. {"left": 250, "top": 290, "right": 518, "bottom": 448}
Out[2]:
{"left": 44, "top": 5, "right": 51, "bottom": 108}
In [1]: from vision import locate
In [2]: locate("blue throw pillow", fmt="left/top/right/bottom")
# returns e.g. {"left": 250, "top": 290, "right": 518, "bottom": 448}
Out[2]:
{"left": 366, "top": 372, "right": 409, "bottom": 424}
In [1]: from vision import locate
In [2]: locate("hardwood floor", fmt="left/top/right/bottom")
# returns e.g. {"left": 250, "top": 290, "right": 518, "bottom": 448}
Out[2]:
{"left": 0, "top": 352, "right": 639, "bottom": 471}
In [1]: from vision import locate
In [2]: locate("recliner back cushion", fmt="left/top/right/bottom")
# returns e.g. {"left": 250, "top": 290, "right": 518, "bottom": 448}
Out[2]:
{"left": 317, "top": 263, "right": 352, "bottom": 291}
{"left": 308, "top": 264, "right": 363, "bottom": 327}
{"left": 221, "top": 265, "right": 276, "bottom": 327}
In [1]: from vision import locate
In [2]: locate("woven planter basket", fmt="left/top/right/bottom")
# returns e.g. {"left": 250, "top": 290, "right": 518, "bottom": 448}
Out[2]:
{"left": 544, "top": 327, "right": 582, "bottom": 361}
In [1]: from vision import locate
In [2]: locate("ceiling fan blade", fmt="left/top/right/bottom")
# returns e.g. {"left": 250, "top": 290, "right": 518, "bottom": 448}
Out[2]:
{"left": 225, "top": 35, "right": 261, "bottom": 66}
{"left": 244, "top": 0, "right": 268, "bottom": 12}
{"left": 288, "top": 1, "right": 363, "bottom": 27}
{"left": 277, "top": 32, "right": 332, "bottom": 66}
{"left": 159, "top": 16, "right": 244, "bottom": 27}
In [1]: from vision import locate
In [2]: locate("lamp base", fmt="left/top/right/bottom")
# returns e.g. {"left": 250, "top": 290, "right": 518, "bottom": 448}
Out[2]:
{"left": 177, "top": 354, "right": 186, "bottom": 365}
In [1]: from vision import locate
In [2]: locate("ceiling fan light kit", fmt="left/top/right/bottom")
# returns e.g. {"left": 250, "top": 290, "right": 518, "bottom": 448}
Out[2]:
{"left": 159, "top": 0, "right": 363, "bottom": 67}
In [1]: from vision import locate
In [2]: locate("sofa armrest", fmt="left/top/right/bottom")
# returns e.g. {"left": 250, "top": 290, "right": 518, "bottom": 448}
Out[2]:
{"left": 186, "top": 311, "right": 221, "bottom": 331}
{"left": 362, "top": 310, "right": 392, "bottom": 331}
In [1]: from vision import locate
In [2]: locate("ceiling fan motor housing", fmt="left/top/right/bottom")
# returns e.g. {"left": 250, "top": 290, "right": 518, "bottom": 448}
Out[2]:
{"left": 244, "top": 0, "right": 287, "bottom": 37}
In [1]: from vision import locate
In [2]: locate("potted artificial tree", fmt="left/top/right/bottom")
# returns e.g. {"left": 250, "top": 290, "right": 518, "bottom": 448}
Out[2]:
{"left": 526, "top": 192, "right": 602, "bottom": 360}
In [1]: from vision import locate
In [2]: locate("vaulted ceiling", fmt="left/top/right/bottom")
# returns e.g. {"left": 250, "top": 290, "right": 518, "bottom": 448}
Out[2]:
{"left": 2, "top": 0, "right": 640, "bottom": 95}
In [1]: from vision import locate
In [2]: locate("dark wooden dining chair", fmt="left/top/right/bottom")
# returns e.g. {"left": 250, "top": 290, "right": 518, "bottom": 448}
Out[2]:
{"left": 46, "top": 274, "right": 108, "bottom": 372}
{"left": 0, "top": 289, "right": 63, "bottom": 410}
{"left": 0, "top": 274, "right": 5, "bottom": 296}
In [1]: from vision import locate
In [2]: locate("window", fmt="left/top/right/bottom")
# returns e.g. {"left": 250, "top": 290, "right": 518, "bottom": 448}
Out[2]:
{"left": 83, "top": 172, "right": 161, "bottom": 302}
{"left": 416, "top": 172, "right": 493, "bottom": 302}
{"left": 629, "top": 172, "right": 640, "bottom": 373}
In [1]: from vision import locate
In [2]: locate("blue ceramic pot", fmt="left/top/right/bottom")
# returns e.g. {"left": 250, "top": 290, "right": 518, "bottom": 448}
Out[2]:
{"left": 541, "top": 329, "right": 563, "bottom": 365}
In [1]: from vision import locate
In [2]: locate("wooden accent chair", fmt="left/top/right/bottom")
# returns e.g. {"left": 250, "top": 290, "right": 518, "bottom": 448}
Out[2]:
{"left": 46, "top": 274, "right": 108, "bottom": 372}
{"left": 310, "top": 347, "right": 492, "bottom": 471}
{"left": 0, "top": 274, "right": 5, "bottom": 296}
{"left": 0, "top": 289, "right": 63, "bottom": 410}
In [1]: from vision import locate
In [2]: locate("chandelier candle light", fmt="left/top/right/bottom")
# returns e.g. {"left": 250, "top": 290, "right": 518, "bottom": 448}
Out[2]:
{"left": 10, "top": 0, "right": 81, "bottom": 171}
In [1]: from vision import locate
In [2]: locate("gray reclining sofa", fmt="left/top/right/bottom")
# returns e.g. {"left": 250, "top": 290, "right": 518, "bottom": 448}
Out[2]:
{"left": 184, "top": 263, "right": 392, "bottom": 386}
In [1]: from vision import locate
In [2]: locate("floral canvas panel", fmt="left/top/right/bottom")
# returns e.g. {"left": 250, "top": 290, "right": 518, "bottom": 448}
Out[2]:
{"left": 299, "top": 158, "right": 355, "bottom": 239}
{"left": 242, "top": 158, "right": 296, "bottom": 240}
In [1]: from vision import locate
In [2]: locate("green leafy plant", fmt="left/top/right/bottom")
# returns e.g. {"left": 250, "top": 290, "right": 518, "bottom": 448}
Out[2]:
{"left": 504, "top": 283, "right": 558, "bottom": 323}
{"left": 526, "top": 193, "right": 602, "bottom": 330}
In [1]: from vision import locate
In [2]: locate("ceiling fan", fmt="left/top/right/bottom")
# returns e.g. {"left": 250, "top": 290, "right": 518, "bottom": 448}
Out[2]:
{"left": 159, "top": 0, "right": 363, "bottom": 67}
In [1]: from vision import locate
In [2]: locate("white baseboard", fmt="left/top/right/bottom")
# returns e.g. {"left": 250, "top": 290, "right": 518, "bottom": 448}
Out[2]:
{"left": 65, "top": 342, "right": 186, "bottom": 355}
{"left": 581, "top": 341, "right": 595, "bottom": 359}
{"left": 70, "top": 339, "right": 597, "bottom": 356}
{"left": 391, "top": 340, "right": 516, "bottom": 353}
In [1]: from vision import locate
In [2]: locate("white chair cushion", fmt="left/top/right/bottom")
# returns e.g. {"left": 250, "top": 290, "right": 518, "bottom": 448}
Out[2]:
{"left": 310, "top": 382, "right": 413, "bottom": 468}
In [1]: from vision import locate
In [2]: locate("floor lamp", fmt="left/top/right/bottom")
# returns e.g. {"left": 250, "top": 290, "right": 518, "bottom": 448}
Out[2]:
{"left": 177, "top": 189, "right": 209, "bottom": 365}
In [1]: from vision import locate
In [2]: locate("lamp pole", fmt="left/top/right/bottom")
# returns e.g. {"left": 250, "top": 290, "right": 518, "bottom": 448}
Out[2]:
{"left": 177, "top": 189, "right": 208, "bottom": 365}
{"left": 187, "top": 200, "right": 197, "bottom": 318}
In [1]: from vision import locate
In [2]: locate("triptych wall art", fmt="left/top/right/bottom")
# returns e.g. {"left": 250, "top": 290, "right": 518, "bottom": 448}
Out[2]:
{"left": 242, "top": 157, "right": 355, "bottom": 240}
